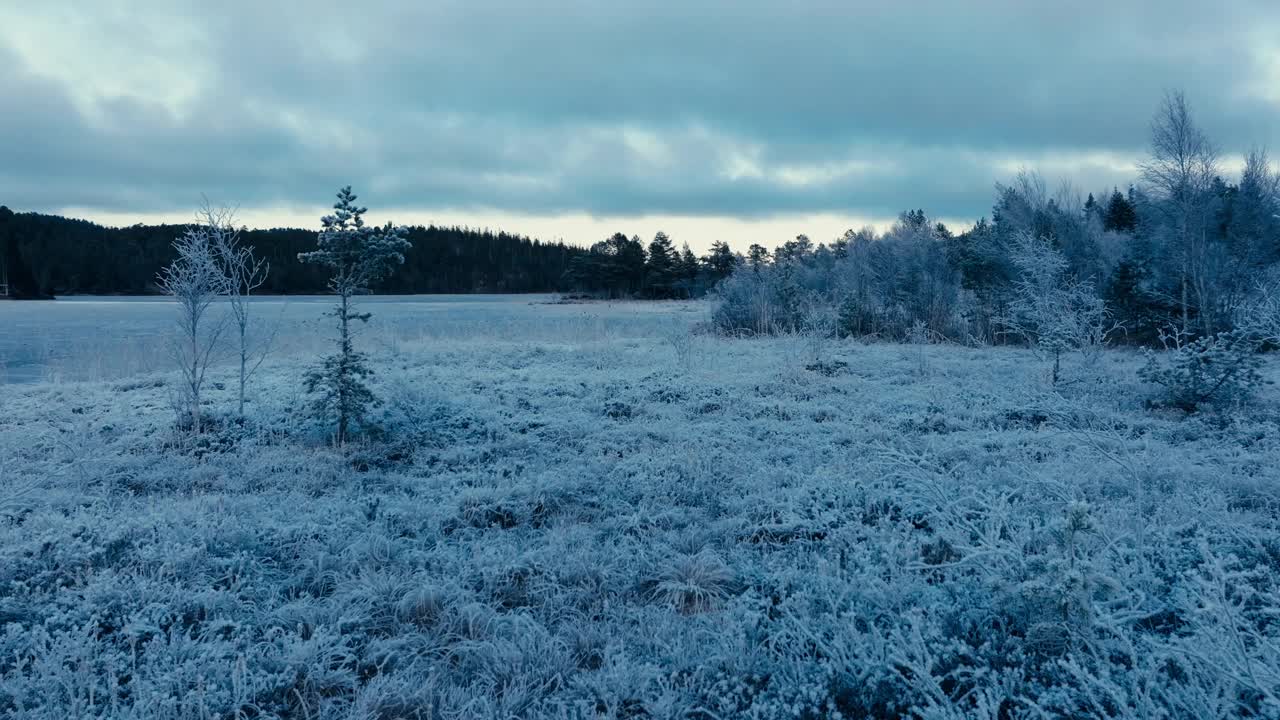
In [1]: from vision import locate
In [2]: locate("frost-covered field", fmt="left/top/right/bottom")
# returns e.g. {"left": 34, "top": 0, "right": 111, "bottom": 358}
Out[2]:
{"left": 2, "top": 300, "right": 1279, "bottom": 719}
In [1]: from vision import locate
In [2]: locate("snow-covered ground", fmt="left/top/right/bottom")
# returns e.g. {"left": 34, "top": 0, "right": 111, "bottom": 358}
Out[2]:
{"left": 1, "top": 299, "right": 1279, "bottom": 718}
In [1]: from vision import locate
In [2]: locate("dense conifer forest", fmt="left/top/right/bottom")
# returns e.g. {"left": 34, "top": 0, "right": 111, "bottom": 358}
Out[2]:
{"left": 0, "top": 207, "right": 583, "bottom": 297}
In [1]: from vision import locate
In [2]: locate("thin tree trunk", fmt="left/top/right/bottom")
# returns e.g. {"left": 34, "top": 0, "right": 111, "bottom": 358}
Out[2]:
{"left": 1181, "top": 273, "right": 1189, "bottom": 337}
{"left": 190, "top": 306, "right": 201, "bottom": 435}
{"left": 238, "top": 323, "right": 247, "bottom": 418}
{"left": 338, "top": 291, "right": 350, "bottom": 445}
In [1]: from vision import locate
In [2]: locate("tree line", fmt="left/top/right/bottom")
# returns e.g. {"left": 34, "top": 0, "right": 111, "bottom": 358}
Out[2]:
{"left": 564, "top": 233, "right": 738, "bottom": 298}
{"left": 0, "top": 209, "right": 583, "bottom": 297}
{"left": 715, "top": 92, "right": 1280, "bottom": 352}
{"left": 0, "top": 206, "right": 747, "bottom": 300}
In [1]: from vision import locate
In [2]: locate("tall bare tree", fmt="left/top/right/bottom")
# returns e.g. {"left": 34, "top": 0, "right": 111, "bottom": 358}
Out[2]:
{"left": 1139, "top": 90, "right": 1221, "bottom": 335}
{"left": 206, "top": 202, "right": 271, "bottom": 419}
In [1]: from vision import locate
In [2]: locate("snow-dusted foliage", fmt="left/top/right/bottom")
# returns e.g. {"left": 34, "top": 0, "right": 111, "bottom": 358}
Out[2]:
{"left": 1139, "top": 328, "right": 1268, "bottom": 411}
{"left": 2, "top": 301, "right": 1278, "bottom": 718}
{"left": 1238, "top": 270, "right": 1280, "bottom": 346}
{"left": 712, "top": 264, "right": 789, "bottom": 336}
{"left": 156, "top": 217, "right": 231, "bottom": 434}
{"left": 712, "top": 217, "right": 975, "bottom": 343}
{"left": 1001, "top": 231, "right": 1114, "bottom": 383}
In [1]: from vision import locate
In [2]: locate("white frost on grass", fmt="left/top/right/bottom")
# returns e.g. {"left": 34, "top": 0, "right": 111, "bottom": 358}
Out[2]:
{"left": 0, "top": 302, "right": 1278, "bottom": 718}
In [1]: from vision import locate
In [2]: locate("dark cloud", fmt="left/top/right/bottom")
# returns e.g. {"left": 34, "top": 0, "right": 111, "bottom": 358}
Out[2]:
{"left": 1, "top": 0, "right": 1277, "bottom": 223}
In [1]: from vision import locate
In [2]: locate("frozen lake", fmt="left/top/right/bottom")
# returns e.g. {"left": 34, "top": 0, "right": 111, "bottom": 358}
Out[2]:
{"left": 0, "top": 295, "right": 706, "bottom": 384}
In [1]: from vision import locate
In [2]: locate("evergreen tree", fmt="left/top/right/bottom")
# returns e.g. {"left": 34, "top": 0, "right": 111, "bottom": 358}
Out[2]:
{"left": 830, "top": 235, "right": 850, "bottom": 260}
{"left": 298, "top": 187, "right": 411, "bottom": 444}
{"left": 0, "top": 206, "right": 42, "bottom": 298}
{"left": 1228, "top": 148, "right": 1280, "bottom": 267}
{"left": 1104, "top": 256, "right": 1163, "bottom": 346}
{"left": 676, "top": 243, "right": 701, "bottom": 297}
{"left": 566, "top": 233, "right": 648, "bottom": 297}
{"left": 620, "top": 234, "right": 648, "bottom": 295}
{"left": 775, "top": 234, "right": 814, "bottom": 263}
{"left": 0, "top": 210, "right": 580, "bottom": 296}
{"left": 565, "top": 251, "right": 603, "bottom": 294}
{"left": 598, "top": 233, "right": 644, "bottom": 296}
{"left": 747, "top": 243, "right": 771, "bottom": 271}
{"left": 902, "top": 208, "right": 929, "bottom": 229}
{"left": 704, "top": 240, "right": 738, "bottom": 285}
{"left": 1103, "top": 188, "right": 1138, "bottom": 233}
{"left": 644, "top": 231, "right": 678, "bottom": 298}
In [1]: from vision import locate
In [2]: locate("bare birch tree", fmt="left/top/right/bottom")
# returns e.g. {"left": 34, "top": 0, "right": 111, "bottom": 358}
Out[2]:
{"left": 205, "top": 202, "right": 271, "bottom": 419}
{"left": 1139, "top": 90, "right": 1221, "bottom": 336}
{"left": 158, "top": 218, "right": 230, "bottom": 434}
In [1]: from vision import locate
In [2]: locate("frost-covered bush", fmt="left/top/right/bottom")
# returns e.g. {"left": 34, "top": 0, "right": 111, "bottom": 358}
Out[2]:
{"left": 798, "top": 294, "right": 839, "bottom": 367}
{"left": 1237, "top": 270, "right": 1280, "bottom": 346}
{"left": 652, "top": 549, "right": 737, "bottom": 614}
{"left": 1001, "top": 231, "right": 1115, "bottom": 383}
{"left": 662, "top": 322, "right": 697, "bottom": 370}
{"left": 712, "top": 216, "right": 976, "bottom": 342}
{"left": 833, "top": 220, "right": 971, "bottom": 342}
{"left": 711, "top": 265, "right": 790, "bottom": 335}
{"left": 1139, "top": 329, "right": 1267, "bottom": 411}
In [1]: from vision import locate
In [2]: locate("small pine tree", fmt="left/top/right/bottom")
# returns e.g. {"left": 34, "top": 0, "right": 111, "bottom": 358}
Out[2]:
{"left": 298, "top": 187, "right": 410, "bottom": 444}
{"left": 1139, "top": 329, "right": 1267, "bottom": 412}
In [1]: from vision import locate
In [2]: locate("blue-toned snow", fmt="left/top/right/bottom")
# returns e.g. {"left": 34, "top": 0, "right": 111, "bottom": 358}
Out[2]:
{"left": 1, "top": 297, "right": 1278, "bottom": 718}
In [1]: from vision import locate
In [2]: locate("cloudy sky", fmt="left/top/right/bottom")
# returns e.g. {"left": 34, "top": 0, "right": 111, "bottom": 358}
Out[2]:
{"left": 2, "top": 1, "right": 1278, "bottom": 250}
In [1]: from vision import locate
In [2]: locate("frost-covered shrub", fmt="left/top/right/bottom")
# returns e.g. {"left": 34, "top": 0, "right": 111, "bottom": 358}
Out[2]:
{"left": 798, "top": 294, "right": 839, "bottom": 367}
{"left": 711, "top": 266, "right": 790, "bottom": 335}
{"left": 1237, "top": 270, "right": 1280, "bottom": 346}
{"left": 662, "top": 322, "right": 697, "bottom": 370}
{"left": 712, "top": 217, "right": 976, "bottom": 343}
{"left": 652, "top": 550, "right": 737, "bottom": 614}
{"left": 1001, "top": 231, "right": 1115, "bottom": 383}
{"left": 0, "top": 436, "right": 38, "bottom": 517}
{"left": 1139, "top": 329, "right": 1267, "bottom": 411}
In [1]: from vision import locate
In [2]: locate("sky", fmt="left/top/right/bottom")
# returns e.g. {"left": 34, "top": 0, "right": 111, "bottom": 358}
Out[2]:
{"left": 2, "top": 1, "right": 1279, "bottom": 252}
